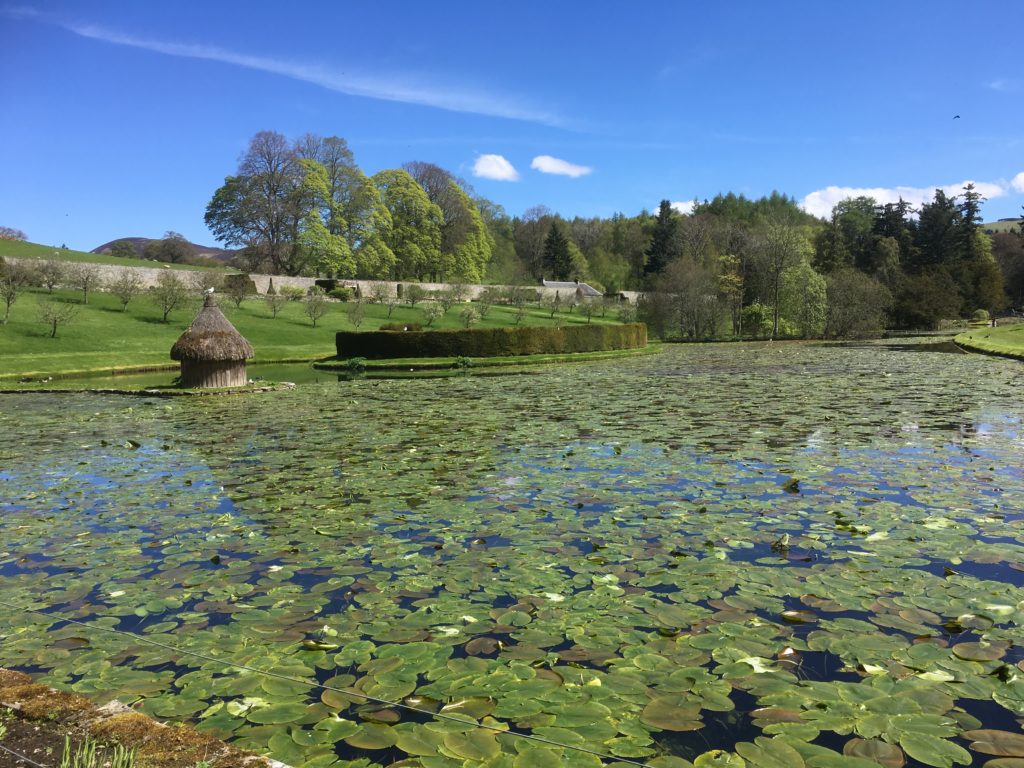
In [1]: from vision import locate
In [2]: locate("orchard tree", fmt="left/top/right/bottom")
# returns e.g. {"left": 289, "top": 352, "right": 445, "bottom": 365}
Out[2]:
{"left": 150, "top": 270, "right": 189, "bottom": 322}
{"left": 304, "top": 287, "right": 329, "bottom": 327}
{"left": 37, "top": 297, "right": 77, "bottom": 337}
{"left": 110, "top": 268, "right": 144, "bottom": 311}
{"left": 1, "top": 261, "right": 34, "bottom": 324}
{"left": 67, "top": 262, "right": 103, "bottom": 304}
{"left": 35, "top": 259, "right": 65, "bottom": 293}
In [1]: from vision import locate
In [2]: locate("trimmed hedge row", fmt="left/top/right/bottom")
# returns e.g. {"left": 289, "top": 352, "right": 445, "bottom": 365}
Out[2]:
{"left": 336, "top": 323, "right": 647, "bottom": 359}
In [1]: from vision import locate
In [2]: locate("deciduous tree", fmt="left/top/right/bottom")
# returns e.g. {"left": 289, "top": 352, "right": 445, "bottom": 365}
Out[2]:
{"left": 150, "top": 270, "right": 189, "bottom": 322}
{"left": 110, "top": 268, "right": 144, "bottom": 311}
{"left": 373, "top": 170, "right": 442, "bottom": 280}
{"left": 37, "top": 297, "right": 77, "bottom": 337}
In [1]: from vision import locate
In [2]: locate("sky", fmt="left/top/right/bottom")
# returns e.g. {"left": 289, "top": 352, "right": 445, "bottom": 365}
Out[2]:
{"left": 2, "top": 1, "right": 1022, "bottom": 251}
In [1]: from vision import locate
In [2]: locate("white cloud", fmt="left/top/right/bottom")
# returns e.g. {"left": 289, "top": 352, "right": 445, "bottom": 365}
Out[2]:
{"left": 670, "top": 200, "right": 696, "bottom": 215}
{"left": 472, "top": 154, "right": 520, "bottom": 182}
{"left": 530, "top": 155, "right": 592, "bottom": 178}
{"left": 6, "top": 9, "right": 561, "bottom": 126}
{"left": 801, "top": 179, "right": 1011, "bottom": 219}
{"left": 1012, "top": 172, "right": 1024, "bottom": 193}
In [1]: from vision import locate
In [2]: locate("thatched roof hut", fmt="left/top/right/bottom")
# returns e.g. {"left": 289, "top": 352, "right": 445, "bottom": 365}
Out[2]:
{"left": 171, "top": 294, "right": 254, "bottom": 388}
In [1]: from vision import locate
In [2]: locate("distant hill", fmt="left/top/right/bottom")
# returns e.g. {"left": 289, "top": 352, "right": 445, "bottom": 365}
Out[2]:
{"left": 984, "top": 219, "right": 1022, "bottom": 235}
{"left": 92, "top": 237, "right": 235, "bottom": 263}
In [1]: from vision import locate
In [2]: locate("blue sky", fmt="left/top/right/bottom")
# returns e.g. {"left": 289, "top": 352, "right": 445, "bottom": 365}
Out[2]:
{"left": 2, "top": 1, "right": 1022, "bottom": 250}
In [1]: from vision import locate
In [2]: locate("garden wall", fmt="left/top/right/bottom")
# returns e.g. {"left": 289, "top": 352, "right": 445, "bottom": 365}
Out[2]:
{"left": 335, "top": 323, "right": 647, "bottom": 359}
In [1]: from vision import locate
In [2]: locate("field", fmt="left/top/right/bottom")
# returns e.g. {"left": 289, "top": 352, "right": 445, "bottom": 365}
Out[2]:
{"left": 0, "top": 239, "right": 221, "bottom": 271}
{"left": 0, "top": 287, "right": 625, "bottom": 380}
{"left": 982, "top": 219, "right": 1022, "bottom": 235}
{"left": 1, "top": 340, "right": 1022, "bottom": 768}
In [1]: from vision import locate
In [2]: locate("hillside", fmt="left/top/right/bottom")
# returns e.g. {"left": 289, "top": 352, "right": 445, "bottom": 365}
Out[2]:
{"left": 0, "top": 239, "right": 216, "bottom": 270}
{"left": 983, "top": 218, "right": 1022, "bottom": 235}
{"left": 92, "top": 236, "right": 234, "bottom": 262}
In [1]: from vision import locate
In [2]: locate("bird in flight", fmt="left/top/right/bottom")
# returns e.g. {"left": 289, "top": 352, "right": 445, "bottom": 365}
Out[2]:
{"left": 953, "top": 115, "right": 961, "bottom": 119}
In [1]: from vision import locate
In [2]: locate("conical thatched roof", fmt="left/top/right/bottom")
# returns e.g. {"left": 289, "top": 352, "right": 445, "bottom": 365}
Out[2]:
{"left": 170, "top": 294, "right": 254, "bottom": 362}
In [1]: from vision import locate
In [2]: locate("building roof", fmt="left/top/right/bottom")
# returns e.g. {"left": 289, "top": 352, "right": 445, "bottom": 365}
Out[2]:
{"left": 541, "top": 279, "right": 602, "bottom": 297}
{"left": 170, "top": 294, "right": 254, "bottom": 362}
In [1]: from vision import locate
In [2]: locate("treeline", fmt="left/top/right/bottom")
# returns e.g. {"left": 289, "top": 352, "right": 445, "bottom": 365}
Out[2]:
{"left": 203, "top": 131, "right": 492, "bottom": 282}
{"left": 195, "top": 130, "right": 1022, "bottom": 336}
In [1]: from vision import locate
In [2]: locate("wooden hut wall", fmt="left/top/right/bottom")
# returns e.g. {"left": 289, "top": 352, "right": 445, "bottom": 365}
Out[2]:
{"left": 179, "top": 360, "right": 248, "bottom": 389}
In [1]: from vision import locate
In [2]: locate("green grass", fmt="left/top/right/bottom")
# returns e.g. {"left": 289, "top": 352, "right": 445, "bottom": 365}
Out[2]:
{"left": 0, "top": 239, "right": 224, "bottom": 271}
{"left": 982, "top": 219, "right": 1022, "bottom": 235}
{"left": 955, "top": 321, "right": 1024, "bottom": 360}
{"left": 0, "top": 288, "right": 626, "bottom": 381}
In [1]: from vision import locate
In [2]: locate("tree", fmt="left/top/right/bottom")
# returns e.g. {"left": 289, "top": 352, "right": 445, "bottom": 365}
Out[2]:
{"left": 206, "top": 131, "right": 307, "bottom": 275}
{"left": 541, "top": 292, "right": 561, "bottom": 318}
{"left": 404, "top": 284, "right": 427, "bottom": 306}
{"left": 542, "top": 223, "right": 573, "bottom": 280}
{"left": 422, "top": 302, "right": 444, "bottom": 327}
{"left": 1, "top": 261, "right": 33, "bottom": 324}
{"left": 35, "top": 259, "right": 65, "bottom": 293}
{"left": 346, "top": 299, "right": 366, "bottom": 328}
{"left": 108, "top": 240, "right": 139, "bottom": 259}
{"left": 778, "top": 260, "right": 827, "bottom": 337}
{"left": 66, "top": 262, "right": 103, "bottom": 304}
{"left": 404, "top": 162, "right": 492, "bottom": 281}
{"left": 645, "top": 201, "right": 681, "bottom": 276}
{"left": 825, "top": 269, "right": 893, "bottom": 338}
{"left": 755, "top": 223, "right": 810, "bottom": 337}
{"left": 150, "top": 270, "right": 189, "bottom": 322}
{"left": 296, "top": 158, "right": 354, "bottom": 276}
{"left": 513, "top": 205, "right": 556, "bottom": 278}
{"left": 144, "top": 231, "right": 192, "bottom": 264}
{"left": 266, "top": 290, "right": 287, "bottom": 318}
{"left": 460, "top": 305, "right": 480, "bottom": 328}
{"left": 110, "top": 268, "right": 144, "bottom": 311}
{"left": 224, "top": 276, "right": 252, "bottom": 308}
{"left": 304, "top": 287, "right": 329, "bottom": 327}
{"left": 372, "top": 170, "right": 443, "bottom": 280}
{"left": 0, "top": 226, "right": 27, "bottom": 241}
{"left": 37, "top": 297, "right": 77, "bottom": 337}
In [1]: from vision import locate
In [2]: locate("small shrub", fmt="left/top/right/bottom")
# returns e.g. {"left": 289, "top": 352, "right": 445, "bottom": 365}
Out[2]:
{"left": 971, "top": 308, "right": 990, "bottom": 323}
{"left": 282, "top": 285, "right": 307, "bottom": 301}
{"left": 328, "top": 287, "right": 354, "bottom": 301}
{"left": 460, "top": 305, "right": 480, "bottom": 328}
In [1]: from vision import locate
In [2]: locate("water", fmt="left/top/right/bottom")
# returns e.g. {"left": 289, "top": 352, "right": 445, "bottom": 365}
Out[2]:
{"left": 1, "top": 338, "right": 1022, "bottom": 767}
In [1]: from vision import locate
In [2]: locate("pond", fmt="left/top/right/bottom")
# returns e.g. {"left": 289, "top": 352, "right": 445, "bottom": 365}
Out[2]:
{"left": 1, "top": 339, "right": 1022, "bottom": 768}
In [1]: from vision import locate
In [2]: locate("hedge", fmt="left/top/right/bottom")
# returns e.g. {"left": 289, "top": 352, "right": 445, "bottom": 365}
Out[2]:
{"left": 336, "top": 323, "right": 647, "bottom": 359}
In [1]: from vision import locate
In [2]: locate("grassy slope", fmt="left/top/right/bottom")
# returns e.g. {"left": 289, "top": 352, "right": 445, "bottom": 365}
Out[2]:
{"left": 0, "top": 288, "right": 624, "bottom": 379}
{"left": 0, "top": 239, "right": 222, "bottom": 271}
{"left": 983, "top": 219, "right": 1022, "bottom": 235}
{"left": 955, "top": 322, "right": 1024, "bottom": 360}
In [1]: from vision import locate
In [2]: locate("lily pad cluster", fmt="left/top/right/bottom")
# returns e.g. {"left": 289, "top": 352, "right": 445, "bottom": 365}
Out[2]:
{"left": 1, "top": 339, "right": 1023, "bottom": 768}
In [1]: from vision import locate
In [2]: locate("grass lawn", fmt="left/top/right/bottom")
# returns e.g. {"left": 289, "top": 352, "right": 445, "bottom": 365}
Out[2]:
{"left": 0, "top": 239, "right": 224, "bottom": 271}
{"left": 955, "top": 322, "right": 1024, "bottom": 360}
{"left": 0, "top": 287, "right": 627, "bottom": 380}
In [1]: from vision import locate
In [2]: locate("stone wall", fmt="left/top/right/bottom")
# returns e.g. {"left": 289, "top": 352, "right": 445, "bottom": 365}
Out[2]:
{"left": 7, "top": 257, "right": 640, "bottom": 303}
